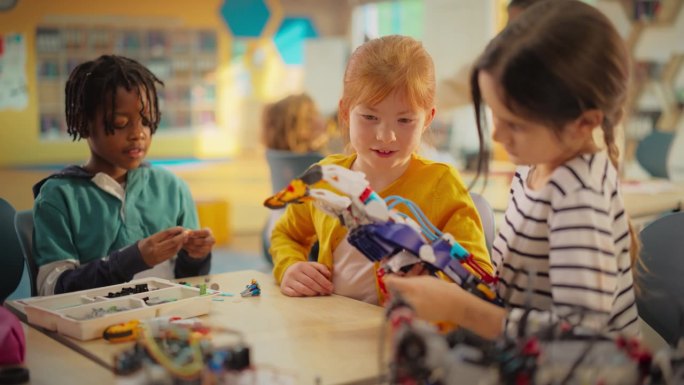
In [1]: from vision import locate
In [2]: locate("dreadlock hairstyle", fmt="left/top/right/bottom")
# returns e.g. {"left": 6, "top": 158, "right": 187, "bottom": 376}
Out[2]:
{"left": 65, "top": 55, "right": 164, "bottom": 141}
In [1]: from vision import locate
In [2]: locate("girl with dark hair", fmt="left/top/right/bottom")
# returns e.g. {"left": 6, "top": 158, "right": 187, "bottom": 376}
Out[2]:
{"left": 386, "top": 0, "right": 640, "bottom": 339}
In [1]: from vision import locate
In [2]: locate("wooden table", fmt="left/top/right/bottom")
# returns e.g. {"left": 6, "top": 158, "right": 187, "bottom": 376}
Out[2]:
{"left": 475, "top": 174, "right": 684, "bottom": 228}
{"left": 19, "top": 323, "right": 115, "bottom": 385}
{"left": 620, "top": 180, "right": 684, "bottom": 224}
{"left": 7, "top": 270, "right": 389, "bottom": 385}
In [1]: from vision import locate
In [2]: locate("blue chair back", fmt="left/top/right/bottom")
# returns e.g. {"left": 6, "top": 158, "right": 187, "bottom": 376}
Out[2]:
{"left": 636, "top": 212, "right": 684, "bottom": 346}
{"left": 265, "top": 149, "right": 324, "bottom": 193}
{"left": 470, "top": 192, "right": 495, "bottom": 257}
{"left": 262, "top": 150, "right": 324, "bottom": 263}
{"left": 636, "top": 131, "right": 674, "bottom": 179}
{"left": 15, "top": 210, "right": 37, "bottom": 296}
{"left": 0, "top": 198, "right": 25, "bottom": 303}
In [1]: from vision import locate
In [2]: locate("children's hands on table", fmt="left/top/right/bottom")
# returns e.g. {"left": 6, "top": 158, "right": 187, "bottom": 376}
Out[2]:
{"left": 138, "top": 226, "right": 187, "bottom": 267}
{"left": 383, "top": 275, "right": 462, "bottom": 323}
{"left": 182, "top": 228, "right": 215, "bottom": 259}
{"left": 281, "top": 261, "right": 333, "bottom": 297}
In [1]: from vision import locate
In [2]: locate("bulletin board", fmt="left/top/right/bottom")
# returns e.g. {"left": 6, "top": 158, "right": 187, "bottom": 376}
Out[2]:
{"left": 0, "top": 33, "right": 28, "bottom": 110}
{"left": 35, "top": 26, "right": 218, "bottom": 139}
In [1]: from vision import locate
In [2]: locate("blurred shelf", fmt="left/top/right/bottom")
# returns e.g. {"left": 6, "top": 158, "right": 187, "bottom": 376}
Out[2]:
{"left": 35, "top": 26, "right": 219, "bottom": 140}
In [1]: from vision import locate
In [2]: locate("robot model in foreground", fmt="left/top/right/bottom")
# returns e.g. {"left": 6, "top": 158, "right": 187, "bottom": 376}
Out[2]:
{"left": 264, "top": 163, "right": 499, "bottom": 304}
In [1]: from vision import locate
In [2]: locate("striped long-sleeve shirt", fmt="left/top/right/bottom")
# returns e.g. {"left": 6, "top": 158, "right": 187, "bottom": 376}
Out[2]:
{"left": 492, "top": 151, "right": 639, "bottom": 338}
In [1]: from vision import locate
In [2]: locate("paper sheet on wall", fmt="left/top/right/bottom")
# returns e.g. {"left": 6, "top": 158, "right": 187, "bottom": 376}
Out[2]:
{"left": 0, "top": 33, "right": 28, "bottom": 110}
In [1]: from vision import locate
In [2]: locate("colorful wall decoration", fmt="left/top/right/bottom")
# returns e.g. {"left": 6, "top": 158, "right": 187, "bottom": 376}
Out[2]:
{"left": 0, "top": 0, "right": 335, "bottom": 166}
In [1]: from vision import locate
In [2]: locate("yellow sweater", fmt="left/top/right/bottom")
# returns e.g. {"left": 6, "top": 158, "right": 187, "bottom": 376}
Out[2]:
{"left": 270, "top": 153, "right": 492, "bottom": 288}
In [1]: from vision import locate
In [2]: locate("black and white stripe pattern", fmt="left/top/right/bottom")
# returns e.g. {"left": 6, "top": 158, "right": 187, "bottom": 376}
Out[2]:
{"left": 492, "top": 151, "right": 639, "bottom": 337}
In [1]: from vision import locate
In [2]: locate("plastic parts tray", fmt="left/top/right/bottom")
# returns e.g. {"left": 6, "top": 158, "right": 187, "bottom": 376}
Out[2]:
{"left": 21, "top": 277, "right": 213, "bottom": 340}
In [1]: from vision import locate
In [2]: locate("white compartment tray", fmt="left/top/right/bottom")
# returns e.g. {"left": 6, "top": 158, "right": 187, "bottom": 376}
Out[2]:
{"left": 22, "top": 277, "right": 214, "bottom": 340}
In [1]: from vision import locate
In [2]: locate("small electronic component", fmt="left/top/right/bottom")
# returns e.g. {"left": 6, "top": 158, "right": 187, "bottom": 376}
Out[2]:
{"left": 112, "top": 318, "right": 253, "bottom": 381}
{"left": 240, "top": 279, "right": 261, "bottom": 297}
{"left": 106, "top": 283, "right": 149, "bottom": 298}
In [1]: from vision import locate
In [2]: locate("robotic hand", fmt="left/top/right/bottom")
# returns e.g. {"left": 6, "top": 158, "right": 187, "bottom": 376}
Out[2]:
{"left": 265, "top": 163, "right": 389, "bottom": 227}
{"left": 264, "top": 164, "right": 499, "bottom": 304}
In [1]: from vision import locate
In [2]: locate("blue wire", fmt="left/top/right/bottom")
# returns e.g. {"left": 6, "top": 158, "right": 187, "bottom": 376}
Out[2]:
{"left": 392, "top": 212, "right": 438, "bottom": 241}
{"left": 387, "top": 197, "right": 429, "bottom": 238}
{"left": 385, "top": 195, "right": 442, "bottom": 241}
{"left": 386, "top": 197, "right": 436, "bottom": 238}
{"left": 386, "top": 195, "right": 442, "bottom": 236}
{"left": 391, "top": 207, "right": 431, "bottom": 237}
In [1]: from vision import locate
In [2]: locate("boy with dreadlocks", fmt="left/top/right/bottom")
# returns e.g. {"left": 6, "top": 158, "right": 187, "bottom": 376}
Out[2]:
{"left": 32, "top": 55, "right": 214, "bottom": 295}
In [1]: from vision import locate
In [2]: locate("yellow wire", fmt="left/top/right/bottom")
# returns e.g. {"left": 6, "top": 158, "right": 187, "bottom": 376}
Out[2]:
{"left": 141, "top": 324, "right": 204, "bottom": 379}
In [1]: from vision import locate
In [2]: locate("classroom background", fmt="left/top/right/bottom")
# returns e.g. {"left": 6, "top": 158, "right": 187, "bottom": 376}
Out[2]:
{"left": 1, "top": 0, "right": 683, "bottom": 332}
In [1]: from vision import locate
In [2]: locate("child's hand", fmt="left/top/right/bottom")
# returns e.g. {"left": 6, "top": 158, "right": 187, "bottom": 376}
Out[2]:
{"left": 182, "top": 228, "right": 215, "bottom": 259}
{"left": 281, "top": 261, "right": 333, "bottom": 297}
{"left": 383, "top": 275, "right": 462, "bottom": 323}
{"left": 138, "top": 226, "right": 188, "bottom": 267}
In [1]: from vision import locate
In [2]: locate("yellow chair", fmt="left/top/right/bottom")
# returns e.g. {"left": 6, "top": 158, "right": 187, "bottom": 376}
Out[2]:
{"left": 195, "top": 198, "right": 231, "bottom": 246}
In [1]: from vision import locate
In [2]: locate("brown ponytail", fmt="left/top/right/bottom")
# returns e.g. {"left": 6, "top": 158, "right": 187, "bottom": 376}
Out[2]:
{"left": 603, "top": 113, "right": 642, "bottom": 271}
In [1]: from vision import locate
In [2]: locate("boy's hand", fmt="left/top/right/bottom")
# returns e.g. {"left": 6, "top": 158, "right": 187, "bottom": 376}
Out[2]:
{"left": 182, "top": 228, "right": 215, "bottom": 259}
{"left": 138, "top": 226, "right": 188, "bottom": 267}
{"left": 281, "top": 261, "right": 333, "bottom": 297}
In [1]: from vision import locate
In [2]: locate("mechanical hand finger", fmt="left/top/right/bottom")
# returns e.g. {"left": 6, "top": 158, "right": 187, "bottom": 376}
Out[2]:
{"left": 263, "top": 179, "right": 313, "bottom": 209}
